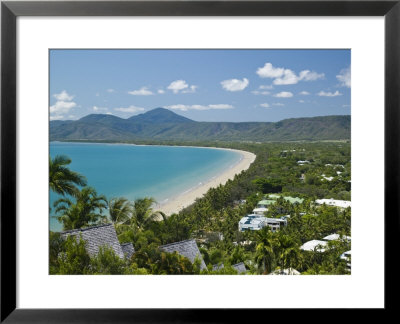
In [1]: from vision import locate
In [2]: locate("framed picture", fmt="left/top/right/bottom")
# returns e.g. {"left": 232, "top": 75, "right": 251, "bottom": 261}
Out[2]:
{"left": 1, "top": 0, "right": 398, "bottom": 321}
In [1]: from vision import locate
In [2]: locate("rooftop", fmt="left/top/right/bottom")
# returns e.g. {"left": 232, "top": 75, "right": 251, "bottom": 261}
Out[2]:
{"left": 232, "top": 262, "right": 247, "bottom": 274}
{"left": 315, "top": 198, "right": 351, "bottom": 208}
{"left": 159, "top": 239, "right": 207, "bottom": 270}
{"left": 60, "top": 223, "right": 125, "bottom": 259}
{"left": 300, "top": 240, "right": 328, "bottom": 252}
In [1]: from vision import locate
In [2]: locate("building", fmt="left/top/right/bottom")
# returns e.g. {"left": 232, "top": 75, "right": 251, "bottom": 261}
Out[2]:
{"left": 120, "top": 242, "right": 135, "bottom": 259}
{"left": 159, "top": 239, "right": 207, "bottom": 270}
{"left": 60, "top": 223, "right": 129, "bottom": 259}
{"left": 252, "top": 199, "right": 276, "bottom": 215}
{"left": 239, "top": 214, "right": 287, "bottom": 232}
{"left": 269, "top": 268, "right": 300, "bottom": 275}
{"left": 323, "top": 233, "right": 351, "bottom": 242}
{"left": 315, "top": 198, "right": 351, "bottom": 209}
{"left": 300, "top": 240, "right": 328, "bottom": 252}
{"left": 232, "top": 262, "right": 247, "bottom": 274}
{"left": 340, "top": 250, "right": 351, "bottom": 271}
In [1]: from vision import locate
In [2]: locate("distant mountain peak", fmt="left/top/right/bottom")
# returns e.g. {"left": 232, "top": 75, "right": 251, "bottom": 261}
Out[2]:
{"left": 129, "top": 108, "right": 194, "bottom": 124}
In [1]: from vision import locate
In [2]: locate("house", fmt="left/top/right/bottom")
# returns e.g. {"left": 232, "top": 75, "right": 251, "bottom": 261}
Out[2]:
{"left": 269, "top": 268, "right": 300, "bottom": 275}
{"left": 252, "top": 199, "right": 277, "bottom": 215}
{"left": 120, "top": 242, "right": 135, "bottom": 259}
{"left": 323, "top": 233, "right": 351, "bottom": 242}
{"left": 315, "top": 198, "right": 351, "bottom": 209}
{"left": 300, "top": 240, "right": 328, "bottom": 252}
{"left": 60, "top": 223, "right": 128, "bottom": 259}
{"left": 159, "top": 239, "right": 207, "bottom": 270}
{"left": 340, "top": 250, "right": 351, "bottom": 271}
{"left": 239, "top": 214, "right": 287, "bottom": 232}
{"left": 232, "top": 262, "right": 247, "bottom": 274}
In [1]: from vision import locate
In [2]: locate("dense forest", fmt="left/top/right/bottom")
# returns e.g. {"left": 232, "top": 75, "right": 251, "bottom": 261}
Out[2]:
{"left": 50, "top": 140, "right": 351, "bottom": 275}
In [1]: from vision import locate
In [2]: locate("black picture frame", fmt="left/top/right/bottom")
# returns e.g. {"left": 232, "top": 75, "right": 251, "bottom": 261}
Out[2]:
{"left": 1, "top": 0, "right": 399, "bottom": 322}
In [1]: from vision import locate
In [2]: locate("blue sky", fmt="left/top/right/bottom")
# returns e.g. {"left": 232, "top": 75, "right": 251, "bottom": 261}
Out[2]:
{"left": 50, "top": 49, "right": 350, "bottom": 122}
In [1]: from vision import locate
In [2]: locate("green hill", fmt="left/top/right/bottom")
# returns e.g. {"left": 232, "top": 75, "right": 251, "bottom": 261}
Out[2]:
{"left": 50, "top": 108, "right": 351, "bottom": 142}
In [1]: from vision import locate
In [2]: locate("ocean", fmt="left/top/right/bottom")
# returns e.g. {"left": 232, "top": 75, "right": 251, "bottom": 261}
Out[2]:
{"left": 49, "top": 142, "right": 241, "bottom": 231}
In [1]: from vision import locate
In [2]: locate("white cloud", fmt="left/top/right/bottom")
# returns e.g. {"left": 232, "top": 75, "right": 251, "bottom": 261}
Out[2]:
{"left": 274, "top": 91, "right": 293, "bottom": 98}
{"left": 299, "top": 91, "right": 310, "bottom": 95}
{"left": 93, "top": 106, "right": 108, "bottom": 112}
{"left": 114, "top": 105, "right": 145, "bottom": 113}
{"left": 165, "top": 104, "right": 234, "bottom": 111}
{"left": 50, "top": 115, "right": 65, "bottom": 121}
{"left": 337, "top": 67, "right": 351, "bottom": 88}
{"left": 317, "top": 90, "right": 342, "bottom": 97}
{"left": 221, "top": 78, "right": 249, "bottom": 92}
{"left": 158, "top": 89, "right": 165, "bottom": 94}
{"left": 107, "top": 89, "right": 115, "bottom": 93}
{"left": 251, "top": 90, "right": 270, "bottom": 95}
{"left": 53, "top": 90, "right": 74, "bottom": 101}
{"left": 50, "top": 101, "right": 77, "bottom": 114}
{"left": 256, "top": 62, "right": 324, "bottom": 85}
{"left": 167, "top": 80, "right": 197, "bottom": 94}
{"left": 128, "top": 87, "right": 153, "bottom": 96}
{"left": 182, "top": 85, "right": 198, "bottom": 93}
{"left": 259, "top": 85, "right": 274, "bottom": 90}
{"left": 260, "top": 103, "right": 270, "bottom": 108}
{"left": 298, "top": 70, "right": 325, "bottom": 81}
{"left": 273, "top": 69, "right": 299, "bottom": 85}
{"left": 257, "top": 63, "right": 285, "bottom": 78}
{"left": 272, "top": 103, "right": 285, "bottom": 106}
{"left": 299, "top": 100, "right": 305, "bottom": 103}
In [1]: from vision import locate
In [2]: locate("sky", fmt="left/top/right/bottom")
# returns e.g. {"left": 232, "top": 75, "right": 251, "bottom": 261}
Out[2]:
{"left": 49, "top": 49, "right": 350, "bottom": 122}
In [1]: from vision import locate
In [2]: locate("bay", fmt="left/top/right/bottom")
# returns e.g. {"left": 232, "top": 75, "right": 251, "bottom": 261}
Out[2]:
{"left": 49, "top": 142, "right": 241, "bottom": 232}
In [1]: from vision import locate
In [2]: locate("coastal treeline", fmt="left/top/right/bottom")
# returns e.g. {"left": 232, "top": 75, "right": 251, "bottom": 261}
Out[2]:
{"left": 50, "top": 141, "right": 351, "bottom": 275}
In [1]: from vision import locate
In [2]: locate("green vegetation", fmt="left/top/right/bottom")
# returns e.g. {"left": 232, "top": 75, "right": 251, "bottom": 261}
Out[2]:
{"left": 50, "top": 140, "right": 351, "bottom": 275}
{"left": 50, "top": 108, "right": 350, "bottom": 142}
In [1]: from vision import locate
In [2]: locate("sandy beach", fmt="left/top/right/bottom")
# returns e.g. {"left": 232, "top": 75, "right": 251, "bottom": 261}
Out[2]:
{"left": 156, "top": 148, "right": 256, "bottom": 216}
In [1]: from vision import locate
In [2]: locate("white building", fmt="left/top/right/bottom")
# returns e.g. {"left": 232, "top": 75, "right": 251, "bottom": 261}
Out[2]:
{"left": 300, "top": 240, "right": 328, "bottom": 252}
{"left": 252, "top": 207, "right": 268, "bottom": 215}
{"left": 239, "top": 214, "right": 287, "bottom": 232}
{"left": 323, "top": 233, "right": 351, "bottom": 241}
{"left": 315, "top": 198, "right": 351, "bottom": 209}
{"left": 340, "top": 250, "right": 351, "bottom": 271}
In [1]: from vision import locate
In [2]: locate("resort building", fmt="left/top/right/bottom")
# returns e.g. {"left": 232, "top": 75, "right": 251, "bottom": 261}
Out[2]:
{"left": 232, "top": 262, "right": 247, "bottom": 274}
{"left": 300, "top": 240, "right": 328, "bottom": 252}
{"left": 120, "top": 242, "right": 135, "bottom": 259}
{"left": 239, "top": 214, "right": 287, "bottom": 232}
{"left": 340, "top": 250, "right": 351, "bottom": 271}
{"left": 315, "top": 198, "right": 351, "bottom": 209}
{"left": 269, "top": 268, "right": 300, "bottom": 275}
{"left": 323, "top": 233, "right": 351, "bottom": 242}
{"left": 159, "top": 239, "right": 207, "bottom": 270}
{"left": 60, "top": 223, "right": 129, "bottom": 259}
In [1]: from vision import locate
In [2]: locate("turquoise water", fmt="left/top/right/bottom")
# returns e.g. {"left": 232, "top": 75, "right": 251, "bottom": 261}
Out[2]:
{"left": 49, "top": 142, "right": 241, "bottom": 232}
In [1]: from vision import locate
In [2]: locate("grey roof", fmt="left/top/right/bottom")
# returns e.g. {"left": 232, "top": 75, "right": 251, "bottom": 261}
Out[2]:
{"left": 159, "top": 239, "right": 207, "bottom": 270}
{"left": 121, "top": 242, "right": 135, "bottom": 259}
{"left": 212, "top": 263, "right": 224, "bottom": 271}
{"left": 61, "top": 224, "right": 125, "bottom": 259}
{"left": 232, "top": 262, "right": 247, "bottom": 274}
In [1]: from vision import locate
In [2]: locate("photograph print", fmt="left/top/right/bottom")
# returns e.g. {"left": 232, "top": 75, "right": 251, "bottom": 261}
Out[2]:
{"left": 49, "top": 49, "right": 351, "bottom": 275}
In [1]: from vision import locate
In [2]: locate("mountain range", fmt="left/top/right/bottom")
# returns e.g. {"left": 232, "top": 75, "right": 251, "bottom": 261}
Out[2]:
{"left": 50, "top": 108, "right": 351, "bottom": 142}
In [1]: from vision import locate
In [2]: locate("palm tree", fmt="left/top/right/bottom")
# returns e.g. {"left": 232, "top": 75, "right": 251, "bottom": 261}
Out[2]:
{"left": 53, "top": 187, "right": 108, "bottom": 230}
{"left": 108, "top": 197, "right": 132, "bottom": 224}
{"left": 254, "top": 227, "right": 275, "bottom": 274}
{"left": 276, "top": 234, "right": 300, "bottom": 273}
{"left": 131, "top": 197, "right": 162, "bottom": 230}
{"left": 49, "top": 155, "right": 87, "bottom": 196}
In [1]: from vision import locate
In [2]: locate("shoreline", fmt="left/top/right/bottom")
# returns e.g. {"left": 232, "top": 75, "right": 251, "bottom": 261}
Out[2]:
{"left": 154, "top": 147, "right": 256, "bottom": 216}
{"left": 51, "top": 141, "right": 256, "bottom": 219}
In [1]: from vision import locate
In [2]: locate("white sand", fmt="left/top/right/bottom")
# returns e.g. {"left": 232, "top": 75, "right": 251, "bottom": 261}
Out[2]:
{"left": 155, "top": 148, "right": 256, "bottom": 216}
